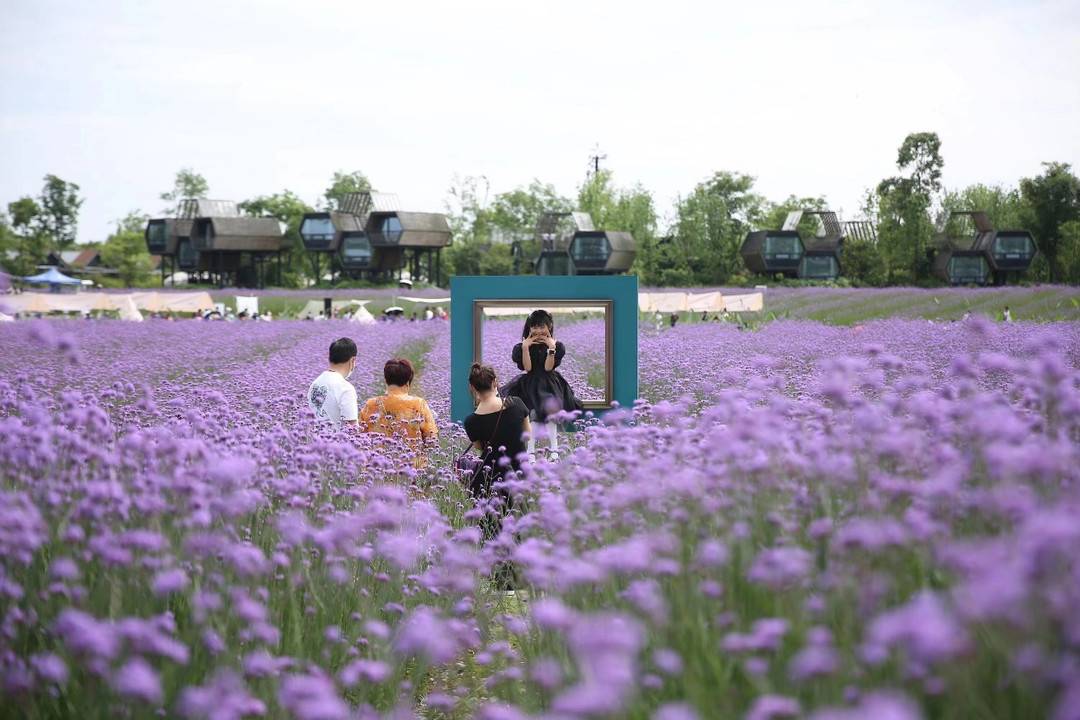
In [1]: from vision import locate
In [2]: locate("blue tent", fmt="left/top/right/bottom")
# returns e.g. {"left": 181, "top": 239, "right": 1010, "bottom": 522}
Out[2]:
{"left": 23, "top": 267, "right": 82, "bottom": 285}
{"left": 23, "top": 267, "right": 83, "bottom": 293}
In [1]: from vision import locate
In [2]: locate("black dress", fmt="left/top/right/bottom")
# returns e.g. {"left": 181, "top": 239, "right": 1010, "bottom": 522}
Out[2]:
{"left": 463, "top": 396, "right": 531, "bottom": 490}
{"left": 464, "top": 397, "right": 530, "bottom": 543}
{"left": 500, "top": 341, "right": 583, "bottom": 422}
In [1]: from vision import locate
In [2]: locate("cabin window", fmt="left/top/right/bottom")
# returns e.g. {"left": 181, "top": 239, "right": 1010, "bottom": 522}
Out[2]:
{"left": 764, "top": 234, "right": 801, "bottom": 257}
{"left": 994, "top": 234, "right": 1032, "bottom": 258}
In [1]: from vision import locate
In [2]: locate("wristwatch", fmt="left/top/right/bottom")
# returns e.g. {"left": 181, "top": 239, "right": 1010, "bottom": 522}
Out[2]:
{"left": 547, "top": 348, "right": 556, "bottom": 356}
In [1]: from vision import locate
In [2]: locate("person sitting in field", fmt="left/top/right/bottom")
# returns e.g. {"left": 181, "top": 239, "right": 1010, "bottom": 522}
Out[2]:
{"left": 307, "top": 337, "right": 359, "bottom": 427}
{"left": 360, "top": 358, "right": 438, "bottom": 464}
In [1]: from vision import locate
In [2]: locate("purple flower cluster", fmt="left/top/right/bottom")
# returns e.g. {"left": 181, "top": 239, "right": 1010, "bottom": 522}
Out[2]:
{"left": 0, "top": 312, "right": 1078, "bottom": 718}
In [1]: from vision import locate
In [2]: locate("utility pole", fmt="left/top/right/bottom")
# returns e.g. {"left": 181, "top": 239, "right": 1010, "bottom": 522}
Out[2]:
{"left": 587, "top": 143, "right": 607, "bottom": 179}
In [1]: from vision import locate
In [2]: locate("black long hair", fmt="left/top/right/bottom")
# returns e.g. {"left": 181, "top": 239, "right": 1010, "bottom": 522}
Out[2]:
{"left": 520, "top": 309, "right": 554, "bottom": 339}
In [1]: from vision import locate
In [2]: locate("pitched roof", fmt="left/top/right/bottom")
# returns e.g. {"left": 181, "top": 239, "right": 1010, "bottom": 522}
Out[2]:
{"left": 70, "top": 248, "right": 99, "bottom": 268}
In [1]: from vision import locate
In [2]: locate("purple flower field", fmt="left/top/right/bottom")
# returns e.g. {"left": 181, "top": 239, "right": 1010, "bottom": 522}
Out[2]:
{"left": 1, "top": 315, "right": 1079, "bottom": 719}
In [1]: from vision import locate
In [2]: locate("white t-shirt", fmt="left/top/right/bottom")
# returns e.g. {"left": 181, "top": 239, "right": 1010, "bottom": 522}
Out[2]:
{"left": 308, "top": 370, "right": 359, "bottom": 425}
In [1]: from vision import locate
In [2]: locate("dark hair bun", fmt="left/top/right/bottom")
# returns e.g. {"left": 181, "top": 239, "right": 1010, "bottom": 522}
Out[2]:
{"left": 468, "top": 362, "right": 497, "bottom": 391}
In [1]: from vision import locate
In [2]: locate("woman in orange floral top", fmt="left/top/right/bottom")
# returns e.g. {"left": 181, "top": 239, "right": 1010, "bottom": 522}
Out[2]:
{"left": 360, "top": 359, "right": 438, "bottom": 465}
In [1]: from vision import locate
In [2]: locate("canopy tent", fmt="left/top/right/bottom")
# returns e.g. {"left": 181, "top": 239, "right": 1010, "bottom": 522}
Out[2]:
{"left": 155, "top": 291, "right": 215, "bottom": 313}
{"left": 23, "top": 267, "right": 82, "bottom": 286}
{"left": 1, "top": 291, "right": 214, "bottom": 316}
{"left": 638, "top": 292, "right": 691, "bottom": 313}
{"left": 722, "top": 292, "right": 764, "bottom": 312}
{"left": 127, "top": 292, "right": 169, "bottom": 312}
{"left": 686, "top": 291, "right": 725, "bottom": 312}
{"left": 297, "top": 299, "right": 371, "bottom": 320}
{"left": 127, "top": 291, "right": 215, "bottom": 313}
{"left": 397, "top": 296, "right": 452, "bottom": 305}
{"left": 638, "top": 291, "right": 764, "bottom": 314}
{"left": 4, "top": 293, "right": 67, "bottom": 313}
{"left": 35, "top": 294, "right": 116, "bottom": 312}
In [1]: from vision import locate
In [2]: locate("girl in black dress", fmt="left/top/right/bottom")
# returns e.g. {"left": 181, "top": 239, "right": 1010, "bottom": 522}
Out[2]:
{"left": 500, "top": 310, "right": 583, "bottom": 422}
{"left": 500, "top": 310, "right": 583, "bottom": 460}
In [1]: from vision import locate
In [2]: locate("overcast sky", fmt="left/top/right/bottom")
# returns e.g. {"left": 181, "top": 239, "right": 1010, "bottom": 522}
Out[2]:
{"left": 2, "top": 0, "right": 1078, "bottom": 243}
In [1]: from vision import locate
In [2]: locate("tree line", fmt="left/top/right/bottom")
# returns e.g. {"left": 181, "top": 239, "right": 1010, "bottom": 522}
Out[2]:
{"left": 2, "top": 132, "right": 1079, "bottom": 287}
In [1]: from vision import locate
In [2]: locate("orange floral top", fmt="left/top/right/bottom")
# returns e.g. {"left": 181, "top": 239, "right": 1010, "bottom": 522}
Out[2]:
{"left": 360, "top": 390, "right": 438, "bottom": 442}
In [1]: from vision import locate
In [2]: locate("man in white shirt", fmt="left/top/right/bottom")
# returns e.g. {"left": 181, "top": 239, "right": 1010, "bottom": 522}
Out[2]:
{"left": 308, "top": 337, "right": 359, "bottom": 427}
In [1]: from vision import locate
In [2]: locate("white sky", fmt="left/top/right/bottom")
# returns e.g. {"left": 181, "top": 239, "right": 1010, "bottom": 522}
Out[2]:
{"left": 2, "top": 0, "right": 1078, "bottom": 243}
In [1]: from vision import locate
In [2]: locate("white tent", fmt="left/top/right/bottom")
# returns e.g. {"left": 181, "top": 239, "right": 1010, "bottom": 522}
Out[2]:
{"left": 298, "top": 299, "right": 371, "bottom": 320}
{"left": 1, "top": 291, "right": 214, "bottom": 316}
{"left": 638, "top": 291, "right": 763, "bottom": 314}
{"left": 128, "top": 291, "right": 214, "bottom": 313}
{"left": 350, "top": 305, "right": 376, "bottom": 324}
{"left": 686, "top": 291, "right": 725, "bottom": 312}
{"left": 160, "top": 292, "right": 215, "bottom": 313}
{"left": 638, "top": 292, "right": 692, "bottom": 313}
{"left": 4, "top": 293, "right": 56, "bottom": 313}
{"left": 235, "top": 296, "right": 259, "bottom": 317}
{"left": 398, "top": 296, "right": 452, "bottom": 305}
{"left": 722, "top": 293, "right": 764, "bottom": 312}
{"left": 117, "top": 295, "right": 143, "bottom": 322}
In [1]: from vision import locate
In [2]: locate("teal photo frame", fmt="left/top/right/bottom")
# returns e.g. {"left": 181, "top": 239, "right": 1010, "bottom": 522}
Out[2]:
{"left": 450, "top": 275, "right": 639, "bottom": 423}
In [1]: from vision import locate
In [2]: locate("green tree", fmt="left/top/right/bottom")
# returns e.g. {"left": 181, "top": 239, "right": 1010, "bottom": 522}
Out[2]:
{"left": 1019, "top": 162, "right": 1080, "bottom": 283}
{"left": 160, "top": 169, "right": 209, "bottom": 212}
{"left": 841, "top": 240, "right": 886, "bottom": 286}
{"left": 0, "top": 213, "right": 17, "bottom": 277}
{"left": 442, "top": 175, "right": 495, "bottom": 277}
{"left": 671, "top": 171, "right": 766, "bottom": 285}
{"left": 875, "top": 132, "right": 943, "bottom": 283}
{"left": 239, "top": 190, "right": 314, "bottom": 287}
{"left": 1058, "top": 220, "right": 1080, "bottom": 285}
{"left": 323, "top": 171, "right": 373, "bottom": 211}
{"left": 491, "top": 180, "right": 571, "bottom": 233}
{"left": 490, "top": 180, "right": 572, "bottom": 272}
{"left": 577, "top": 170, "right": 658, "bottom": 281}
{"left": 100, "top": 212, "right": 153, "bottom": 287}
{"left": 762, "top": 195, "right": 829, "bottom": 240}
{"left": 8, "top": 196, "right": 40, "bottom": 230}
{"left": 36, "top": 174, "right": 83, "bottom": 251}
{"left": 4, "top": 197, "right": 45, "bottom": 276}
{"left": 940, "top": 184, "right": 1025, "bottom": 235}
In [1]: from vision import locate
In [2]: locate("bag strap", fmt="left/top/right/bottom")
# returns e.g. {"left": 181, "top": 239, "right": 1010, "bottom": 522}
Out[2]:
{"left": 486, "top": 399, "right": 505, "bottom": 447}
{"left": 458, "top": 399, "right": 506, "bottom": 462}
